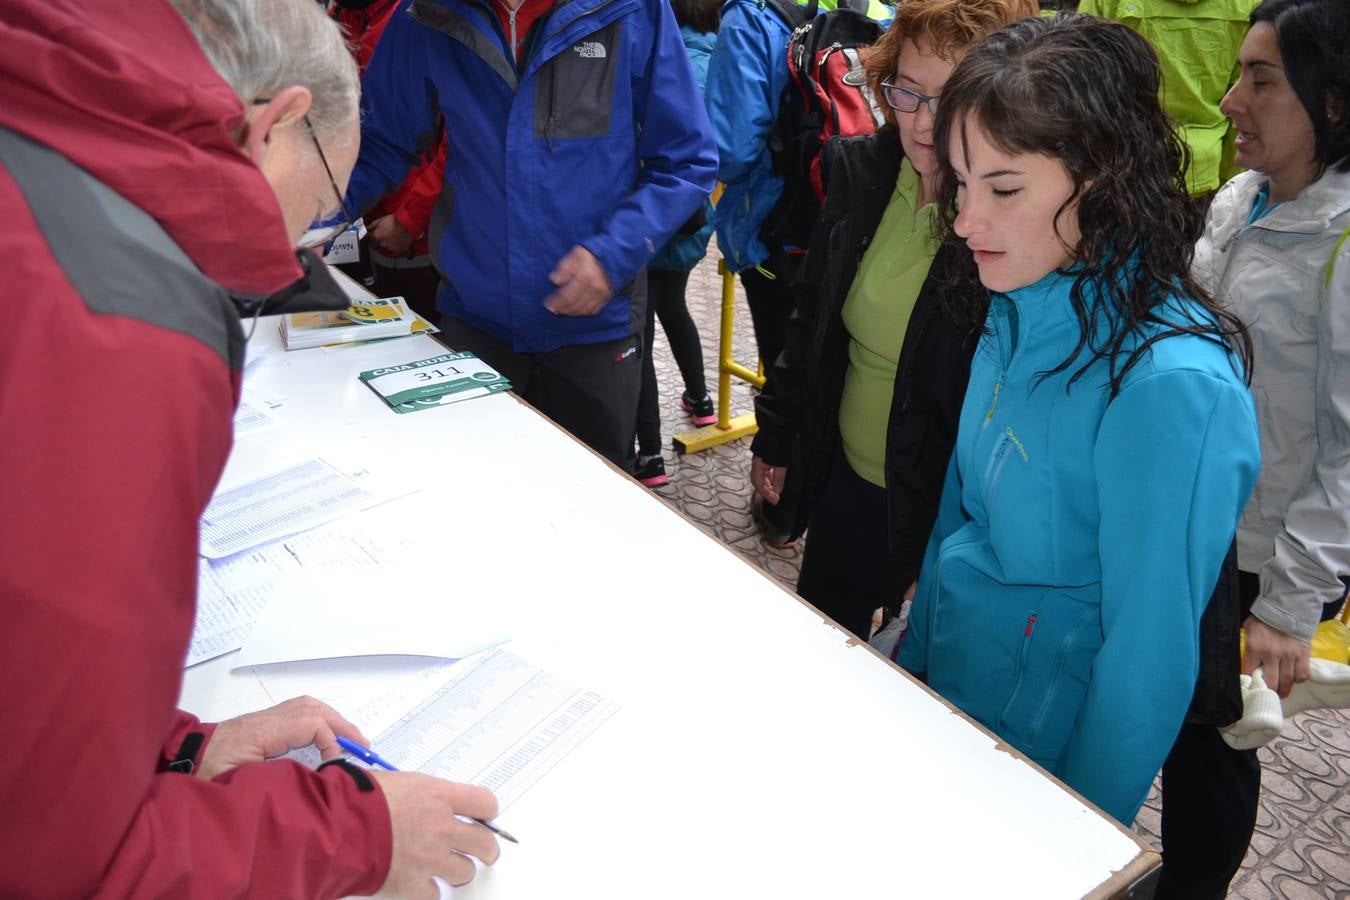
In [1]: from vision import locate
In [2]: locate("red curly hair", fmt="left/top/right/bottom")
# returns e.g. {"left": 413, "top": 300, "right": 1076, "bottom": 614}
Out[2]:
{"left": 865, "top": 0, "right": 1040, "bottom": 129}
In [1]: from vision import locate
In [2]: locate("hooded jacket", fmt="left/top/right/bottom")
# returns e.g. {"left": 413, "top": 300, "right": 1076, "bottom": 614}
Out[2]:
{"left": 347, "top": 0, "right": 718, "bottom": 353}
{"left": 0, "top": 2, "right": 392, "bottom": 896}
{"left": 899, "top": 266, "right": 1260, "bottom": 825}
{"left": 1194, "top": 168, "right": 1350, "bottom": 641}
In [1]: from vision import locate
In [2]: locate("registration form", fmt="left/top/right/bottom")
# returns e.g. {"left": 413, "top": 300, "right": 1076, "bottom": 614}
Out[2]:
{"left": 348, "top": 649, "right": 619, "bottom": 810}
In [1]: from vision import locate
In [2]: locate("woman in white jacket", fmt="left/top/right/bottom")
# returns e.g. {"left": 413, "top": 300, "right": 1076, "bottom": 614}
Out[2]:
{"left": 1183, "top": 0, "right": 1350, "bottom": 895}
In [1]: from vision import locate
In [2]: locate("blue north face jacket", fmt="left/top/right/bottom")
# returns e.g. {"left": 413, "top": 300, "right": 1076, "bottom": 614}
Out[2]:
{"left": 348, "top": 0, "right": 718, "bottom": 353}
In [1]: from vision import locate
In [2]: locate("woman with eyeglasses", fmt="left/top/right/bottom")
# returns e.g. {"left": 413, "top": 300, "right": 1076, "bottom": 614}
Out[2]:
{"left": 748, "top": 0, "right": 1038, "bottom": 640}
{"left": 897, "top": 14, "right": 1260, "bottom": 826}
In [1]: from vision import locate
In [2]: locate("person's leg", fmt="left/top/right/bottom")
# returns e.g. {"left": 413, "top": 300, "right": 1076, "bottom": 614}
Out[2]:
{"left": 1155, "top": 723, "right": 1261, "bottom": 900}
{"left": 636, "top": 272, "right": 675, "bottom": 457}
{"left": 652, "top": 266, "right": 713, "bottom": 425}
{"left": 533, "top": 333, "right": 643, "bottom": 474}
{"left": 435, "top": 313, "right": 534, "bottom": 394}
{"left": 1156, "top": 563, "right": 1261, "bottom": 900}
{"left": 794, "top": 454, "right": 890, "bottom": 640}
{"left": 651, "top": 268, "right": 708, "bottom": 399}
{"left": 739, "top": 249, "right": 801, "bottom": 372}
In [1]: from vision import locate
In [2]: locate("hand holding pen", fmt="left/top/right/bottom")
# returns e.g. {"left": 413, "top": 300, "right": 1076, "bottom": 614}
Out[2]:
{"left": 337, "top": 736, "right": 519, "bottom": 844}
{"left": 336, "top": 736, "right": 512, "bottom": 897}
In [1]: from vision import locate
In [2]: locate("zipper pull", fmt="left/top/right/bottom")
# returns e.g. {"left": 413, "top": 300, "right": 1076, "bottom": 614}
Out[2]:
{"left": 982, "top": 379, "right": 1002, "bottom": 429}
{"left": 1025, "top": 614, "right": 1037, "bottom": 638}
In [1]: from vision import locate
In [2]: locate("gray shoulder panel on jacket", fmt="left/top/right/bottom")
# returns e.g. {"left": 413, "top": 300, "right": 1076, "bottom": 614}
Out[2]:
{"left": 411, "top": 0, "right": 519, "bottom": 90}
{"left": 0, "top": 126, "right": 243, "bottom": 372}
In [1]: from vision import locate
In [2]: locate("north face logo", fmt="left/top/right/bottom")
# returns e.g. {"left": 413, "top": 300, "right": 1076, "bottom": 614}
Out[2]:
{"left": 573, "top": 41, "right": 607, "bottom": 58}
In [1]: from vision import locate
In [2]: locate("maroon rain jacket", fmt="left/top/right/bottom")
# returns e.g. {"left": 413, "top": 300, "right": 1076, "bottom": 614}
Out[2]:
{"left": 0, "top": 2, "right": 393, "bottom": 896}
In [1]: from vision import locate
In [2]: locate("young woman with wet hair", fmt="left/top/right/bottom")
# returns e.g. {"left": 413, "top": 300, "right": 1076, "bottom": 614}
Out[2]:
{"left": 897, "top": 14, "right": 1261, "bottom": 826}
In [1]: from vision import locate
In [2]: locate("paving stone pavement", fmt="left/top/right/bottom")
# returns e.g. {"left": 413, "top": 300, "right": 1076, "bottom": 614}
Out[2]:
{"left": 643, "top": 253, "right": 1349, "bottom": 898}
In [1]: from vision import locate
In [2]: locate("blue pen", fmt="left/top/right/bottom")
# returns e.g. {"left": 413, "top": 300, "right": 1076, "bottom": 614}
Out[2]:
{"left": 335, "top": 736, "right": 519, "bottom": 843}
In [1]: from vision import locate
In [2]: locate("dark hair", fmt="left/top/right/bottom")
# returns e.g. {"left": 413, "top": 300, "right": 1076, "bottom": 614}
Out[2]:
{"left": 669, "top": 0, "right": 719, "bottom": 33}
{"left": 1251, "top": 0, "right": 1350, "bottom": 174}
{"left": 932, "top": 14, "right": 1251, "bottom": 395}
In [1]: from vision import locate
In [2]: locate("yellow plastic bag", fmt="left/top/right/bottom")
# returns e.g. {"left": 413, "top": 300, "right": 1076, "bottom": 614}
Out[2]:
{"left": 1310, "top": 608, "right": 1350, "bottom": 665}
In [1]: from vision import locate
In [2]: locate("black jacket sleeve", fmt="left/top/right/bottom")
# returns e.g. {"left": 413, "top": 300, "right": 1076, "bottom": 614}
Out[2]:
{"left": 750, "top": 138, "right": 859, "bottom": 467}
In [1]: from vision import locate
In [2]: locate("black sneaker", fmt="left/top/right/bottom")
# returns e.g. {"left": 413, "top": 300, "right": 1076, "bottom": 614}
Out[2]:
{"left": 635, "top": 453, "right": 669, "bottom": 488}
{"left": 681, "top": 390, "right": 717, "bottom": 426}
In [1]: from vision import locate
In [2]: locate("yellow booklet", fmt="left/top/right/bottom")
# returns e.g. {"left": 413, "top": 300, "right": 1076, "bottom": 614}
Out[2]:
{"left": 280, "top": 297, "right": 416, "bottom": 350}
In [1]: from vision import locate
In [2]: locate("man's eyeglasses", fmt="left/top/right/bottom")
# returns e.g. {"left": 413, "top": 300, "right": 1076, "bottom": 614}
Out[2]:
{"left": 253, "top": 98, "right": 354, "bottom": 249}
{"left": 296, "top": 114, "right": 356, "bottom": 249}
{"left": 880, "top": 78, "right": 940, "bottom": 116}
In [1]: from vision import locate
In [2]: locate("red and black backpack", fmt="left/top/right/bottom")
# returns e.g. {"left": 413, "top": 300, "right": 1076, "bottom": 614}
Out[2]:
{"left": 761, "top": 0, "right": 886, "bottom": 252}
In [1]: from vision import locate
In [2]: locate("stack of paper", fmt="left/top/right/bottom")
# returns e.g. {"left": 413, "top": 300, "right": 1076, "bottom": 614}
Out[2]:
{"left": 198, "top": 458, "right": 377, "bottom": 559}
{"left": 359, "top": 351, "right": 512, "bottom": 414}
{"left": 280, "top": 296, "right": 432, "bottom": 350}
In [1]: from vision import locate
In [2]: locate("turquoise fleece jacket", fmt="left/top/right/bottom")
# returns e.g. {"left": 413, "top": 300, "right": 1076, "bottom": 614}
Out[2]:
{"left": 899, "top": 267, "right": 1260, "bottom": 824}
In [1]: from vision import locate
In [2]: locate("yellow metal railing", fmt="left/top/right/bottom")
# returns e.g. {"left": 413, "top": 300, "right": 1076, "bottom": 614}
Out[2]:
{"left": 673, "top": 258, "right": 762, "bottom": 454}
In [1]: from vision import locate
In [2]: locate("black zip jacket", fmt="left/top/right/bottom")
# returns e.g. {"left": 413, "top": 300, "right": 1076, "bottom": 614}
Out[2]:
{"left": 750, "top": 129, "right": 987, "bottom": 607}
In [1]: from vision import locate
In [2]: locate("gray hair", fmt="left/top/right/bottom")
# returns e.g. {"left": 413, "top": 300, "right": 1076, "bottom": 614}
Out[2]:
{"left": 169, "top": 0, "right": 360, "bottom": 141}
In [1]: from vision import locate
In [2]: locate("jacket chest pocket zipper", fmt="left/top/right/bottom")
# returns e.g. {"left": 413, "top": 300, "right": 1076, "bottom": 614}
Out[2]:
{"left": 982, "top": 432, "right": 1015, "bottom": 499}
{"left": 997, "top": 612, "right": 1037, "bottom": 733}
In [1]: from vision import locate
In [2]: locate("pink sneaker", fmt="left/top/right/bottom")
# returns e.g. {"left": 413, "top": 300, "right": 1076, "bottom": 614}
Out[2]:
{"left": 682, "top": 390, "right": 717, "bottom": 426}
{"left": 635, "top": 454, "right": 669, "bottom": 488}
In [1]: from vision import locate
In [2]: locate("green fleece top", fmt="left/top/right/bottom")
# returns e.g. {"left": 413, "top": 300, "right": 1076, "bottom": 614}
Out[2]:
{"left": 1079, "top": 0, "right": 1258, "bottom": 194}
{"left": 838, "top": 158, "right": 938, "bottom": 487}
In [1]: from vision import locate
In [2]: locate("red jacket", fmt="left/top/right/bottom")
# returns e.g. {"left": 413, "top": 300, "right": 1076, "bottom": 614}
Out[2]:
{"left": 332, "top": 0, "right": 446, "bottom": 258}
{"left": 0, "top": 2, "right": 392, "bottom": 896}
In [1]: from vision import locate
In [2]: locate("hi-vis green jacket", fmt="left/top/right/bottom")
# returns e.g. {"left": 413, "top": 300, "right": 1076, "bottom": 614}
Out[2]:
{"left": 1080, "top": 0, "right": 1258, "bottom": 194}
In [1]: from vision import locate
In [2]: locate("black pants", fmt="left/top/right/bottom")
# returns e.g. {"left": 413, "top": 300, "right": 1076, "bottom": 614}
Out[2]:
{"left": 436, "top": 314, "right": 641, "bottom": 473}
{"left": 739, "top": 249, "right": 801, "bottom": 374}
{"left": 1158, "top": 569, "right": 1349, "bottom": 897}
{"left": 635, "top": 268, "right": 708, "bottom": 456}
{"left": 1157, "top": 722, "right": 1261, "bottom": 899}
{"left": 1155, "top": 568, "right": 1263, "bottom": 900}
{"left": 795, "top": 454, "right": 889, "bottom": 640}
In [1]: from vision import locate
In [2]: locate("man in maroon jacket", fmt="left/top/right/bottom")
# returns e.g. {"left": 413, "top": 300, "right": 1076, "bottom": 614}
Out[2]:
{"left": 0, "top": 0, "right": 499, "bottom": 896}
